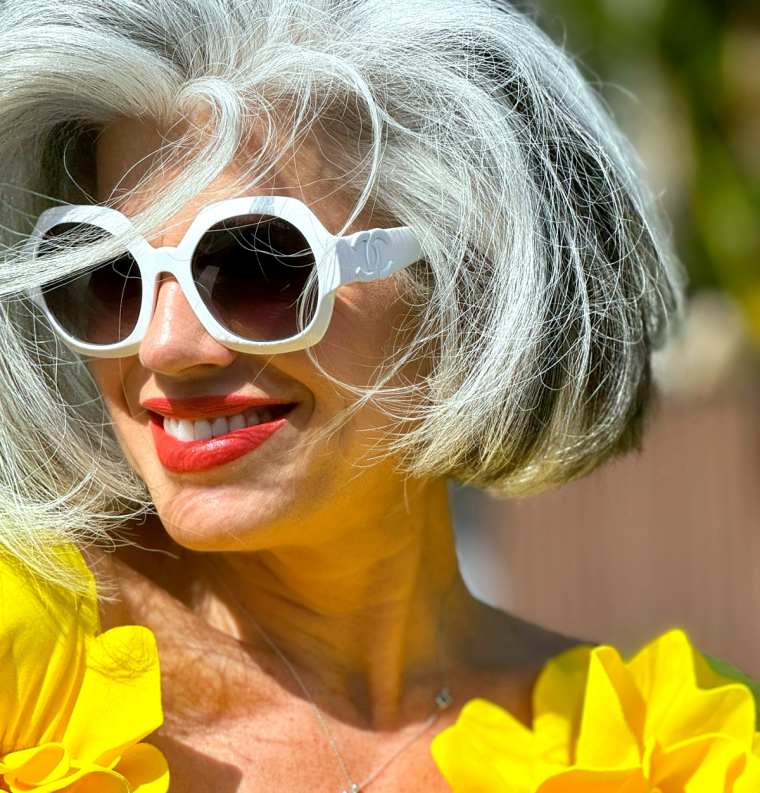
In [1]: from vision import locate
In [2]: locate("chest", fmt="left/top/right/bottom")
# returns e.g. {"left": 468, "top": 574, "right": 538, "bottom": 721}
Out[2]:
{"left": 150, "top": 715, "right": 455, "bottom": 793}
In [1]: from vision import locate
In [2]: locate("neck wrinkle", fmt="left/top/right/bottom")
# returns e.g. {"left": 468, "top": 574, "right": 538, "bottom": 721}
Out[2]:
{"left": 203, "top": 476, "right": 463, "bottom": 728}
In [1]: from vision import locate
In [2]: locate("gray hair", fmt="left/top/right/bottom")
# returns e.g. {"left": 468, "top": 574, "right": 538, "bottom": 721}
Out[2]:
{"left": 0, "top": 0, "right": 681, "bottom": 588}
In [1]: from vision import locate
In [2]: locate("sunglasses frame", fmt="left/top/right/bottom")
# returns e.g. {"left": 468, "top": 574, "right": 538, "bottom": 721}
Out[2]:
{"left": 28, "top": 195, "right": 422, "bottom": 357}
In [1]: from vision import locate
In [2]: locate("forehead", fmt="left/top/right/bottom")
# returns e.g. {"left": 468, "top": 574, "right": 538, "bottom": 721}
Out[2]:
{"left": 94, "top": 116, "right": 356, "bottom": 232}
{"left": 95, "top": 118, "right": 171, "bottom": 201}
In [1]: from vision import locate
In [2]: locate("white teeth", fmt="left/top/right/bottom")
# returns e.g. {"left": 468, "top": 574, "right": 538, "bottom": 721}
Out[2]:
{"left": 229, "top": 413, "right": 246, "bottom": 432}
{"left": 211, "top": 417, "right": 230, "bottom": 438}
{"left": 194, "top": 419, "right": 213, "bottom": 441}
{"left": 163, "top": 407, "right": 286, "bottom": 443}
{"left": 177, "top": 419, "right": 195, "bottom": 442}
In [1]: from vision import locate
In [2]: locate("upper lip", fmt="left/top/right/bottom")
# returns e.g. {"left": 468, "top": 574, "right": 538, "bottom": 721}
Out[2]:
{"left": 142, "top": 395, "right": 294, "bottom": 420}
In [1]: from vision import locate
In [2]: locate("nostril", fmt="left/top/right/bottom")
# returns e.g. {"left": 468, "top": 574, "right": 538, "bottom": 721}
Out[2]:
{"left": 139, "top": 280, "right": 236, "bottom": 374}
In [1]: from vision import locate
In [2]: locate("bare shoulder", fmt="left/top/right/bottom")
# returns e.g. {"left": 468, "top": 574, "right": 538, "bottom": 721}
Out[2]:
{"left": 447, "top": 592, "right": 584, "bottom": 726}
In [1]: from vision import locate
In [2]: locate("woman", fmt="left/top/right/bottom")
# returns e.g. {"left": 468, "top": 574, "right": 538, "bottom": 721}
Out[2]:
{"left": 1, "top": 1, "right": 756, "bottom": 791}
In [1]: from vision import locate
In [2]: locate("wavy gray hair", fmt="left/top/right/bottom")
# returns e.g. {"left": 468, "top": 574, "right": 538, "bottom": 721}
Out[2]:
{"left": 0, "top": 0, "right": 681, "bottom": 588}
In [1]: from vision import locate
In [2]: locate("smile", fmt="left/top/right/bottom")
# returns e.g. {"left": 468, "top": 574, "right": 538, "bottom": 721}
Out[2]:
{"left": 163, "top": 404, "right": 290, "bottom": 442}
{"left": 142, "top": 396, "right": 296, "bottom": 474}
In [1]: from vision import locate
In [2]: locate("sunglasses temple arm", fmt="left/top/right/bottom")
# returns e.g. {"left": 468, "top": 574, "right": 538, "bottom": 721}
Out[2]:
{"left": 336, "top": 227, "right": 422, "bottom": 286}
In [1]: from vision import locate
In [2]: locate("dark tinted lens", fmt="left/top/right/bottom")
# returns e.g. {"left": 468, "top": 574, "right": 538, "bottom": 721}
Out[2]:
{"left": 192, "top": 215, "right": 316, "bottom": 342}
{"left": 38, "top": 223, "right": 142, "bottom": 345}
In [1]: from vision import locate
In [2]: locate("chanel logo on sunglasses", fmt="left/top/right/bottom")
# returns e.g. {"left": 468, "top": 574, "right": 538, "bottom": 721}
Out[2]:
{"left": 350, "top": 230, "right": 394, "bottom": 281}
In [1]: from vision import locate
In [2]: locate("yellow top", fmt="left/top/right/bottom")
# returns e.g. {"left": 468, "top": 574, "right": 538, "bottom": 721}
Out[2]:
{"left": 0, "top": 548, "right": 168, "bottom": 793}
{"left": 3, "top": 546, "right": 759, "bottom": 793}
{"left": 432, "top": 630, "right": 760, "bottom": 792}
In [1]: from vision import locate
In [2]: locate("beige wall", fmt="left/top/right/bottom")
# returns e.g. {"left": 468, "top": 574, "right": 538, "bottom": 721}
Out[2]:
{"left": 455, "top": 389, "right": 760, "bottom": 678}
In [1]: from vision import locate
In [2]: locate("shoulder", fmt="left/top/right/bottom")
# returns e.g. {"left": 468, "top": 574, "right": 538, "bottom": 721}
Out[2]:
{"left": 447, "top": 595, "right": 582, "bottom": 728}
{"left": 434, "top": 629, "right": 760, "bottom": 793}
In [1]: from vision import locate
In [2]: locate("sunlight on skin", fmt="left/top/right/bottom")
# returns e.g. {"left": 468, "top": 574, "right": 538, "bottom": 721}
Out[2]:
{"left": 92, "top": 116, "right": 463, "bottom": 709}
{"left": 88, "top": 116, "right": 573, "bottom": 793}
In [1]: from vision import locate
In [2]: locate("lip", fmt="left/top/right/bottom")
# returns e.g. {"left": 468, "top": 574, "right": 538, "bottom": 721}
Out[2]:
{"left": 143, "top": 395, "right": 295, "bottom": 474}
{"left": 142, "top": 395, "right": 292, "bottom": 420}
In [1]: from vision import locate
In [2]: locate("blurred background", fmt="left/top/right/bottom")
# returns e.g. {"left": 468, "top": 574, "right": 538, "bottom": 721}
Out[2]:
{"left": 453, "top": 0, "right": 760, "bottom": 676}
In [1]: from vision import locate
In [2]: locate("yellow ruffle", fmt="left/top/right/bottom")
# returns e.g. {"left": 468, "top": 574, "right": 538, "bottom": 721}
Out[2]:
{"left": 0, "top": 547, "right": 169, "bottom": 793}
{"left": 432, "top": 630, "right": 760, "bottom": 792}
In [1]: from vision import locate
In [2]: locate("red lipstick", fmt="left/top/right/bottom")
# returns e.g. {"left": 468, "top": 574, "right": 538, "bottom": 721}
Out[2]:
{"left": 142, "top": 395, "right": 291, "bottom": 419}
{"left": 143, "top": 396, "right": 294, "bottom": 474}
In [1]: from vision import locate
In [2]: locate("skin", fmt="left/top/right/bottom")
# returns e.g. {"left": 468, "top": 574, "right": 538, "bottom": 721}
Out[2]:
{"left": 90, "top": 117, "right": 576, "bottom": 793}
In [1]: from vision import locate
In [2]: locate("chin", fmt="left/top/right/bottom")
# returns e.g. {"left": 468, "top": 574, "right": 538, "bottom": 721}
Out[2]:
{"left": 150, "top": 485, "right": 300, "bottom": 553}
{"left": 158, "top": 513, "right": 267, "bottom": 552}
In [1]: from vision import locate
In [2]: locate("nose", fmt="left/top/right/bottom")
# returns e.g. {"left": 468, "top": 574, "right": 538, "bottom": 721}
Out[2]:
{"left": 139, "top": 274, "right": 237, "bottom": 376}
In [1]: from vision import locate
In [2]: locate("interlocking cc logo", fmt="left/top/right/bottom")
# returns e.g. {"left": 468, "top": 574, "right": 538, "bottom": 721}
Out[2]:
{"left": 351, "top": 230, "right": 393, "bottom": 281}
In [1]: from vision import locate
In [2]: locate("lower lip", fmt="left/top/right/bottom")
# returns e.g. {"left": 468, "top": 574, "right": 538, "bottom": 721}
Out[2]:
{"left": 149, "top": 414, "right": 289, "bottom": 473}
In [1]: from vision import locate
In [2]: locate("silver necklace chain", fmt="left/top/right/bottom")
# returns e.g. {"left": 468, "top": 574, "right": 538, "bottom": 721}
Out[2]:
{"left": 214, "top": 569, "right": 453, "bottom": 792}
{"left": 250, "top": 615, "right": 452, "bottom": 793}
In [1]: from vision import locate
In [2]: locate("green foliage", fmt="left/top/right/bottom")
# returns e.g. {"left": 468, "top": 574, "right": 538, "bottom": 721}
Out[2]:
{"left": 534, "top": 0, "right": 760, "bottom": 339}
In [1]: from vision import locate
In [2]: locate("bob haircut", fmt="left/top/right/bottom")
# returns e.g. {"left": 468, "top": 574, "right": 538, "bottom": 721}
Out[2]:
{"left": 0, "top": 0, "right": 681, "bottom": 587}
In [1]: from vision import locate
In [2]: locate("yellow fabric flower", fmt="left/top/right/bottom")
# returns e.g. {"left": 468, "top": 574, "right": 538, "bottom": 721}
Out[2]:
{"left": 0, "top": 547, "right": 169, "bottom": 793}
{"left": 432, "top": 631, "right": 760, "bottom": 792}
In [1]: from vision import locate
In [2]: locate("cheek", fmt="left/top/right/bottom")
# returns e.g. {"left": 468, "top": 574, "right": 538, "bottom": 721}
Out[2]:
{"left": 89, "top": 358, "right": 126, "bottom": 414}
{"left": 88, "top": 357, "right": 150, "bottom": 466}
{"left": 89, "top": 356, "right": 145, "bottom": 415}
{"left": 317, "top": 280, "right": 411, "bottom": 379}
{"left": 310, "top": 281, "right": 424, "bottom": 442}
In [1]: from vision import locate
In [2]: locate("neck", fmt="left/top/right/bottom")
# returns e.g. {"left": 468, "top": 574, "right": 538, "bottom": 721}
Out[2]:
{"left": 201, "top": 476, "right": 463, "bottom": 726}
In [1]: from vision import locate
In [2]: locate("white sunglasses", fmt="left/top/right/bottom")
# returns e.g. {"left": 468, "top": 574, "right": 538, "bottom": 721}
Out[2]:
{"left": 28, "top": 195, "right": 422, "bottom": 357}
